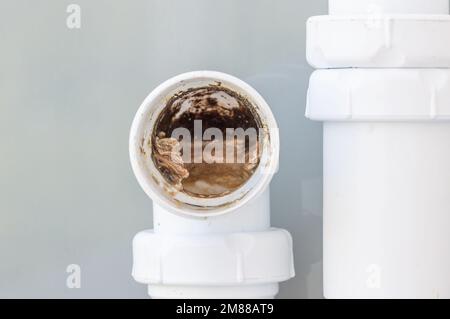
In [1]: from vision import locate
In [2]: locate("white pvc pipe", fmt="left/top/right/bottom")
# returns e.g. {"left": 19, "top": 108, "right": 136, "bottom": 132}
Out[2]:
{"left": 147, "top": 283, "right": 279, "bottom": 299}
{"left": 130, "top": 71, "right": 294, "bottom": 299}
{"left": 153, "top": 188, "right": 271, "bottom": 235}
{"left": 129, "top": 71, "right": 279, "bottom": 218}
{"left": 323, "top": 122, "right": 450, "bottom": 299}
{"left": 308, "top": 0, "right": 450, "bottom": 299}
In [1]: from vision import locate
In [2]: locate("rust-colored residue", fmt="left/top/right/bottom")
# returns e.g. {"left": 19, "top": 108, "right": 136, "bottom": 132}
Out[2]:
{"left": 151, "top": 85, "right": 262, "bottom": 198}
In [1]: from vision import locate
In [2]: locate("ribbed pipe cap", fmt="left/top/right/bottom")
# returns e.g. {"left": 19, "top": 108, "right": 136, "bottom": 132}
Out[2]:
{"left": 329, "top": 0, "right": 449, "bottom": 15}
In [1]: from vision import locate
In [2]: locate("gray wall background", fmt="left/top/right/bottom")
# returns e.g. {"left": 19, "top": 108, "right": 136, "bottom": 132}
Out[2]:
{"left": 0, "top": 0, "right": 327, "bottom": 298}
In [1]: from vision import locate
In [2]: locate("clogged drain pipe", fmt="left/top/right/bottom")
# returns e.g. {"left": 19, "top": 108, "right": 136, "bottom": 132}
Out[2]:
{"left": 129, "top": 71, "right": 295, "bottom": 299}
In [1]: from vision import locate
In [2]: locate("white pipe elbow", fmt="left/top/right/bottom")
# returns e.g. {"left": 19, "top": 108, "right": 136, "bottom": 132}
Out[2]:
{"left": 129, "top": 71, "right": 294, "bottom": 299}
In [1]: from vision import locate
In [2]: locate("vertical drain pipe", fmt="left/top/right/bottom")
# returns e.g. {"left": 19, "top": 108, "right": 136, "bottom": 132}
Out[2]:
{"left": 307, "top": 0, "right": 450, "bottom": 298}
{"left": 130, "top": 71, "right": 295, "bottom": 299}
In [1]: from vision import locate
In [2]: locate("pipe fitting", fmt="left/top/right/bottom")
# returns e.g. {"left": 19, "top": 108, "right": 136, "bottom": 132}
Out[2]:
{"left": 130, "top": 71, "right": 294, "bottom": 299}
{"left": 307, "top": 0, "right": 450, "bottom": 299}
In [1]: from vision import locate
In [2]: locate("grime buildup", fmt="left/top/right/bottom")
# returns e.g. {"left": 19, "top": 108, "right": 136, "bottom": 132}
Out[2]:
{"left": 151, "top": 84, "right": 263, "bottom": 198}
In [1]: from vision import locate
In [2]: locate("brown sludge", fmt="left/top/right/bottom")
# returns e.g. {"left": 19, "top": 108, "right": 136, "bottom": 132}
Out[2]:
{"left": 151, "top": 85, "right": 262, "bottom": 198}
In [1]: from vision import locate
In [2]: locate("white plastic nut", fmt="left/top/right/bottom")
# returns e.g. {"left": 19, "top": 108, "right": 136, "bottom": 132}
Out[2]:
{"left": 329, "top": 0, "right": 449, "bottom": 15}
{"left": 132, "top": 229, "right": 295, "bottom": 286}
{"left": 307, "top": 16, "right": 450, "bottom": 68}
{"left": 306, "top": 69, "right": 450, "bottom": 121}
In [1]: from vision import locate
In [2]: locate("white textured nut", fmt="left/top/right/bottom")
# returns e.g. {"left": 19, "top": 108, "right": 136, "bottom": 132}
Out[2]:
{"left": 307, "top": 15, "right": 450, "bottom": 68}
{"left": 306, "top": 69, "right": 450, "bottom": 121}
{"left": 132, "top": 229, "right": 295, "bottom": 285}
{"left": 329, "top": 0, "right": 449, "bottom": 15}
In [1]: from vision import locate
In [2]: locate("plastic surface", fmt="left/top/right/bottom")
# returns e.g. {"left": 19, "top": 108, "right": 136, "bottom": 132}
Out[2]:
{"left": 153, "top": 188, "right": 271, "bottom": 235}
{"left": 132, "top": 228, "right": 295, "bottom": 286}
{"left": 306, "top": 69, "right": 450, "bottom": 121}
{"left": 323, "top": 122, "right": 450, "bottom": 299}
{"left": 147, "top": 284, "right": 279, "bottom": 299}
{"left": 307, "top": 15, "right": 450, "bottom": 68}
{"left": 132, "top": 189, "right": 295, "bottom": 299}
{"left": 129, "top": 71, "right": 280, "bottom": 217}
{"left": 329, "top": 0, "right": 449, "bottom": 15}
{"left": 130, "top": 71, "right": 294, "bottom": 299}
{"left": 307, "top": 0, "right": 450, "bottom": 299}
